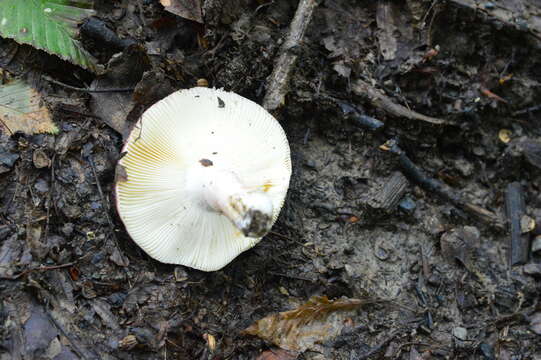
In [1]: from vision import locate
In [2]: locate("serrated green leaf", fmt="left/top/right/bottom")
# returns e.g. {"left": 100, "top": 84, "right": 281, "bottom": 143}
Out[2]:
{"left": 0, "top": 0, "right": 97, "bottom": 72}
{"left": 0, "top": 79, "right": 58, "bottom": 136}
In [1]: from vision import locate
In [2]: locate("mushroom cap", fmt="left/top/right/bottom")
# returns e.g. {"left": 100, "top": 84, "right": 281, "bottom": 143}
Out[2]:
{"left": 115, "top": 87, "right": 292, "bottom": 271}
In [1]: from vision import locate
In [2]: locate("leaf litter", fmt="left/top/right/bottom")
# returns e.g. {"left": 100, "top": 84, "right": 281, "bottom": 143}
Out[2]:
{"left": 0, "top": 79, "right": 58, "bottom": 136}
{"left": 242, "top": 296, "right": 367, "bottom": 352}
{"left": 160, "top": 0, "right": 203, "bottom": 23}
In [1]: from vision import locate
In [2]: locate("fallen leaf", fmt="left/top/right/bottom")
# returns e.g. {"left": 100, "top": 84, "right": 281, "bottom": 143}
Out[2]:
{"left": 440, "top": 226, "right": 480, "bottom": 268}
{"left": 257, "top": 348, "right": 298, "bottom": 360}
{"left": 160, "top": 0, "right": 203, "bottom": 23}
{"left": 0, "top": 79, "right": 58, "bottom": 136}
{"left": 0, "top": 0, "right": 98, "bottom": 72}
{"left": 242, "top": 296, "right": 364, "bottom": 352}
{"left": 89, "top": 44, "right": 150, "bottom": 138}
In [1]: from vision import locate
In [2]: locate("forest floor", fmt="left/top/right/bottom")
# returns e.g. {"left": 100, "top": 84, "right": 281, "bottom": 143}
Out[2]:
{"left": 1, "top": 0, "right": 540, "bottom": 359}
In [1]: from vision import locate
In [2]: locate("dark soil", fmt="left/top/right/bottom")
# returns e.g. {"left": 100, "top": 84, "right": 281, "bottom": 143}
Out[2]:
{"left": 1, "top": 0, "right": 540, "bottom": 359}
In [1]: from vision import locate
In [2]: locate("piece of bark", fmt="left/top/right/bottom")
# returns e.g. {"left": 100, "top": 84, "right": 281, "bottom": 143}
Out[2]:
{"left": 367, "top": 171, "right": 409, "bottom": 213}
{"left": 505, "top": 182, "right": 529, "bottom": 266}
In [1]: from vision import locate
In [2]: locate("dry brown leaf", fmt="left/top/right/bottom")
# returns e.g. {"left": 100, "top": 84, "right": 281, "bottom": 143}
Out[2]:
{"left": 0, "top": 79, "right": 57, "bottom": 136}
{"left": 257, "top": 348, "right": 298, "bottom": 360}
{"left": 242, "top": 296, "right": 364, "bottom": 352}
{"left": 160, "top": 0, "right": 203, "bottom": 23}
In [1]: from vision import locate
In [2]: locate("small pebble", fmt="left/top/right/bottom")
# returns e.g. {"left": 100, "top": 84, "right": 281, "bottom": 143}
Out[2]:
{"left": 374, "top": 246, "right": 389, "bottom": 261}
{"left": 452, "top": 326, "right": 468, "bottom": 340}
{"left": 304, "top": 159, "right": 317, "bottom": 169}
{"left": 399, "top": 197, "right": 416, "bottom": 214}
{"left": 478, "top": 343, "right": 495, "bottom": 360}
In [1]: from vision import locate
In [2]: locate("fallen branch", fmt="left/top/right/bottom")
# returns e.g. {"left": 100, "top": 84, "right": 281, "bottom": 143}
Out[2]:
{"left": 44, "top": 75, "right": 134, "bottom": 93}
{"left": 351, "top": 79, "right": 452, "bottom": 125}
{"left": 383, "top": 139, "right": 504, "bottom": 229}
{"left": 263, "top": 0, "right": 318, "bottom": 112}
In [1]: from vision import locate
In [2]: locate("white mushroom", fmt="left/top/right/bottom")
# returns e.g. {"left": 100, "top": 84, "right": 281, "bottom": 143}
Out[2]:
{"left": 115, "top": 87, "right": 292, "bottom": 271}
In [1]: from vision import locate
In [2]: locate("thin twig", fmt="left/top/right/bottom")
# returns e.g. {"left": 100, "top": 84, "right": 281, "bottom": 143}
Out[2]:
{"left": 10, "top": 262, "right": 76, "bottom": 280}
{"left": 6, "top": 251, "right": 93, "bottom": 280}
{"left": 44, "top": 75, "right": 134, "bottom": 93}
{"left": 47, "top": 310, "right": 95, "bottom": 360}
{"left": 43, "top": 154, "right": 55, "bottom": 251}
{"left": 358, "top": 329, "right": 404, "bottom": 359}
{"left": 352, "top": 79, "right": 452, "bottom": 125}
{"left": 384, "top": 139, "right": 504, "bottom": 228}
{"left": 263, "top": 0, "right": 318, "bottom": 111}
{"left": 87, "top": 155, "right": 119, "bottom": 245}
{"left": 268, "top": 271, "right": 315, "bottom": 282}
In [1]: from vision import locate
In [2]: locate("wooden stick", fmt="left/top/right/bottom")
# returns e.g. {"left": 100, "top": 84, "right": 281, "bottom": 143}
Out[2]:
{"left": 263, "top": 0, "right": 318, "bottom": 112}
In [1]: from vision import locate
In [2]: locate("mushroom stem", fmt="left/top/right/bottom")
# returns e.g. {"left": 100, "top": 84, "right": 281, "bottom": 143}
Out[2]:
{"left": 201, "top": 170, "right": 274, "bottom": 238}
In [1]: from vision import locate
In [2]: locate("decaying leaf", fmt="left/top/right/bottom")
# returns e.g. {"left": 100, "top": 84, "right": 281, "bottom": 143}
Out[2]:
{"left": 242, "top": 296, "right": 364, "bottom": 352}
{"left": 0, "top": 79, "right": 58, "bottom": 136}
{"left": 440, "top": 226, "right": 480, "bottom": 268}
{"left": 0, "top": 0, "right": 98, "bottom": 72}
{"left": 257, "top": 348, "right": 298, "bottom": 360}
{"left": 160, "top": 0, "right": 203, "bottom": 23}
{"left": 89, "top": 44, "right": 150, "bottom": 138}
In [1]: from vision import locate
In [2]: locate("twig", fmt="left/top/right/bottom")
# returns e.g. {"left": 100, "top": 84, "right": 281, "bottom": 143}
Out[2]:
{"left": 358, "top": 329, "right": 404, "bottom": 359}
{"left": 43, "top": 154, "right": 55, "bottom": 252}
{"left": 268, "top": 271, "right": 315, "bottom": 282}
{"left": 351, "top": 79, "right": 452, "bottom": 125}
{"left": 47, "top": 310, "right": 96, "bottom": 360}
{"left": 512, "top": 104, "right": 541, "bottom": 116}
{"left": 263, "top": 0, "right": 318, "bottom": 111}
{"left": 87, "top": 155, "right": 119, "bottom": 245}
{"left": 384, "top": 139, "right": 504, "bottom": 228}
{"left": 7, "top": 252, "right": 93, "bottom": 280}
{"left": 44, "top": 75, "right": 134, "bottom": 93}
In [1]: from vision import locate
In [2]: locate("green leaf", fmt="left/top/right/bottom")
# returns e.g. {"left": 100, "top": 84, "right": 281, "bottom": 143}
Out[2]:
{"left": 0, "top": 0, "right": 97, "bottom": 72}
{"left": 0, "top": 79, "right": 58, "bottom": 136}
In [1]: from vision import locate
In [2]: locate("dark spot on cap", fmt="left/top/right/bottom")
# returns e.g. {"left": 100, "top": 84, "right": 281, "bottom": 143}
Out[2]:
{"left": 212, "top": 152, "right": 218, "bottom": 155}
{"left": 199, "top": 159, "right": 213, "bottom": 167}
{"left": 195, "top": 95, "right": 200, "bottom": 98}
{"left": 217, "top": 97, "right": 225, "bottom": 108}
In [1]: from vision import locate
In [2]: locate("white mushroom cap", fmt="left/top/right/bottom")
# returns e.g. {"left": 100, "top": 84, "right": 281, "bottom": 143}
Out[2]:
{"left": 115, "top": 87, "right": 291, "bottom": 271}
